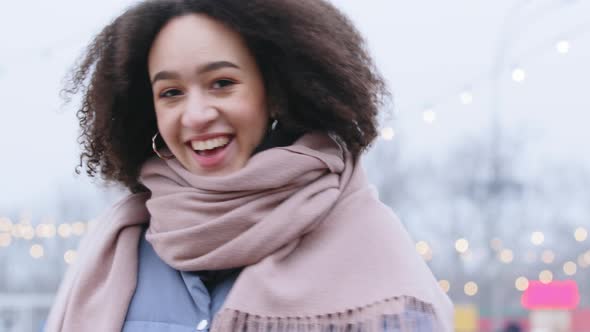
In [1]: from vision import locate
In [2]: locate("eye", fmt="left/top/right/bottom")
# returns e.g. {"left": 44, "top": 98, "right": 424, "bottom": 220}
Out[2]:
{"left": 159, "top": 88, "right": 183, "bottom": 98}
{"left": 211, "top": 79, "right": 235, "bottom": 90}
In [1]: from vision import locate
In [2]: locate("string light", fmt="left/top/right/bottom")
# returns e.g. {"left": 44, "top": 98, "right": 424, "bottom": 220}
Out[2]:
{"left": 455, "top": 238, "right": 469, "bottom": 254}
{"left": 539, "top": 270, "right": 553, "bottom": 284}
{"left": 511, "top": 67, "right": 526, "bottom": 83}
{"left": 64, "top": 250, "right": 78, "bottom": 265}
{"left": 531, "top": 231, "right": 544, "bottom": 245}
{"left": 563, "top": 261, "right": 577, "bottom": 276}
{"left": 58, "top": 224, "right": 72, "bottom": 238}
{"left": 72, "top": 222, "right": 86, "bottom": 236}
{"left": 499, "top": 249, "right": 514, "bottom": 264}
{"left": 541, "top": 250, "right": 555, "bottom": 264}
{"left": 574, "top": 227, "right": 588, "bottom": 242}
{"left": 556, "top": 40, "right": 570, "bottom": 54}
{"left": 464, "top": 282, "right": 478, "bottom": 296}
{"left": 459, "top": 90, "right": 473, "bottom": 105}
{"left": 30, "top": 244, "right": 44, "bottom": 259}
{"left": 380, "top": 127, "right": 395, "bottom": 141}
{"left": 515, "top": 277, "right": 529, "bottom": 292}
{"left": 21, "top": 225, "right": 35, "bottom": 240}
{"left": 416, "top": 241, "right": 430, "bottom": 255}
{"left": 422, "top": 109, "right": 436, "bottom": 124}
{"left": 46, "top": 224, "right": 56, "bottom": 238}
{"left": 415, "top": 241, "right": 433, "bottom": 262}
{"left": 438, "top": 280, "right": 450, "bottom": 293}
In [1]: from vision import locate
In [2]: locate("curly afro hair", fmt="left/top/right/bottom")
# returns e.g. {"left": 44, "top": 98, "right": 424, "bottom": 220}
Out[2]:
{"left": 64, "top": 0, "right": 389, "bottom": 192}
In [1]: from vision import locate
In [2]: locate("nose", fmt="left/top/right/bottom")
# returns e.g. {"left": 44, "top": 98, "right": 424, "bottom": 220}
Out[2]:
{"left": 180, "top": 92, "right": 219, "bottom": 129}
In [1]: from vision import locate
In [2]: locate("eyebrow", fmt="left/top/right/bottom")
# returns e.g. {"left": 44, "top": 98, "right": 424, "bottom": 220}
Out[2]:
{"left": 151, "top": 61, "right": 240, "bottom": 85}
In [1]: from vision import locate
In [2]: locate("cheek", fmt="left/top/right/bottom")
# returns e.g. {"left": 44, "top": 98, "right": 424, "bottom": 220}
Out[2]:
{"left": 155, "top": 110, "right": 178, "bottom": 145}
{"left": 244, "top": 102, "right": 268, "bottom": 142}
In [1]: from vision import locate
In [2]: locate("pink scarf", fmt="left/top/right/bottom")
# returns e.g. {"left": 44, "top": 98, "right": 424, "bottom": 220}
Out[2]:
{"left": 46, "top": 133, "right": 453, "bottom": 331}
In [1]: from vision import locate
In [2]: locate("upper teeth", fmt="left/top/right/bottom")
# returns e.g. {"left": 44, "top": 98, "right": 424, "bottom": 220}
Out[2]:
{"left": 191, "top": 136, "right": 230, "bottom": 151}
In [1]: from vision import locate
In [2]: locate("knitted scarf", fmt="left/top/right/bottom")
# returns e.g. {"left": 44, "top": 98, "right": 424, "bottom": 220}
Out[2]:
{"left": 46, "top": 133, "right": 453, "bottom": 331}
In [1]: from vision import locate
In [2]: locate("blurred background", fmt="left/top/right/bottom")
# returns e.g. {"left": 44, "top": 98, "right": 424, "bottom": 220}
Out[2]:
{"left": 1, "top": 0, "right": 589, "bottom": 331}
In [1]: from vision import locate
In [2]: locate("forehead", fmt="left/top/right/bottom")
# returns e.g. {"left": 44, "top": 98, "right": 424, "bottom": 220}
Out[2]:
{"left": 148, "top": 14, "right": 251, "bottom": 73}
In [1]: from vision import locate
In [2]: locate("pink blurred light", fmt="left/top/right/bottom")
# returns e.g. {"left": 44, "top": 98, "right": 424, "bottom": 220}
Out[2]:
{"left": 521, "top": 280, "right": 580, "bottom": 310}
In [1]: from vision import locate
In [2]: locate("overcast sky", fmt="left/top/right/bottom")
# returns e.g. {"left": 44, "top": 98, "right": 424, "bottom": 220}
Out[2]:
{"left": 1, "top": 0, "right": 589, "bottom": 211}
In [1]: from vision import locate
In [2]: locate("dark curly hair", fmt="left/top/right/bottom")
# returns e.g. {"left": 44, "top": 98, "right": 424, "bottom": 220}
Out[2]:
{"left": 64, "top": 0, "right": 389, "bottom": 192}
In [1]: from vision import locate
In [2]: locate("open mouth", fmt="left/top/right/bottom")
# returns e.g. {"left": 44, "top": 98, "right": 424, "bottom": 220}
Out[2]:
{"left": 188, "top": 135, "right": 234, "bottom": 167}
{"left": 193, "top": 138, "right": 232, "bottom": 156}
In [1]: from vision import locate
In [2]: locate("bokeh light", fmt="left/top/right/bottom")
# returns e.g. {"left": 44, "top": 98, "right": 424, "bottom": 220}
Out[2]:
{"left": 515, "top": 277, "right": 529, "bottom": 292}
{"left": 464, "top": 282, "right": 478, "bottom": 296}
{"left": 539, "top": 270, "right": 553, "bottom": 284}
{"left": 30, "top": 244, "right": 44, "bottom": 259}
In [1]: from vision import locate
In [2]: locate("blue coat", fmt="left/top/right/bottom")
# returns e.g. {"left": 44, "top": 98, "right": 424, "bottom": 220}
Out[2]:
{"left": 121, "top": 229, "right": 436, "bottom": 332}
{"left": 122, "top": 229, "right": 241, "bottom": 332}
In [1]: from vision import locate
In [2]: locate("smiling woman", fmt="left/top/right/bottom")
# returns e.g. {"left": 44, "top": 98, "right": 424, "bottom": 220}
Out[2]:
{"left": 149, "top": 14, "right": 268, "bottom": 176}
{"left": 45, "top": 0, "right": 453, "bottom": 331}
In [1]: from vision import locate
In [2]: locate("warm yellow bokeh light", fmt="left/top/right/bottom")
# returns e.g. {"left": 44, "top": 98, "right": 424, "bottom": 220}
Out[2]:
{"left": 574, "top": 227, "right": 588, "bottom": 242}
{"left": 21, "top": 225, "right": 35, "bottom": 240}
{"left": 438, "top": 280, "right": 450, "bottom": 293}
{"left": 499, "top": 249, "right": 514, "bottom": 263}
{"left": 380, "top": 127, "right": 395, "bottom": 141}
{"left": 539, "top": 270, "right": 553, "bottom": 284}
{"left": 30, "top": 244, "right": 44, "bottom": 259}
{"left": 563, "top": 261, "right": 577, "bottom": 276}
{"left": 45, "top": 224, "right": 56, "bottom": 238}
{"left": 455, "top": 238, "right": 469, "bottom": 254}
{"left": 58, "top": 224, "right": 72, "bottom": 238}
{"left": 423, "top": 110, "right": 436, "bottom": 124}
{"left": 531, "top": 231, "right": 544, "bottom": 246}
{"left": 72, "top": 222, "right": 86, "bottom": 236}
{"left": 64, "top": 250, "right": 78, "bottom": 265}
{"left": 541, "top": 250, "right": 555, "bottom": 264}
{"left": 464, "top": 282, "right": 478, "bottom": 296}
{"left": 515, "top": 277, "right": 529, "bottom": 292}
{"left": 416, "top": 241, "right": 430, "bottom": 255}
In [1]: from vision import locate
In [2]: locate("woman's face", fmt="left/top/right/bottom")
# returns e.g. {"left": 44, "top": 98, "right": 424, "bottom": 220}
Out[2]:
{"left": 148, "top": 14, "right": 268, "bottom": 176}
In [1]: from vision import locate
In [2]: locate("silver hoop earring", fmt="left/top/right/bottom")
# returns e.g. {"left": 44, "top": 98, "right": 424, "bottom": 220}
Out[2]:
{"left": 151, "top": 132, "right": 175, "bottom": 160}
{"left": 271, "top": 119, "right": 279, "bottom": 131}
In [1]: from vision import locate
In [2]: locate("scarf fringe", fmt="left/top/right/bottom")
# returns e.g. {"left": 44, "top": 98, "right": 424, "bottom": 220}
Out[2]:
{"left": 211, "top": 296, "right": 437, "bottom": 332}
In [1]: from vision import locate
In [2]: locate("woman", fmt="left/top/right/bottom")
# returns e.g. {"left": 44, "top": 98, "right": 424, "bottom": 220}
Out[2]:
{"left": 46, "top": 0, "right": 453, "bottom": 331}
